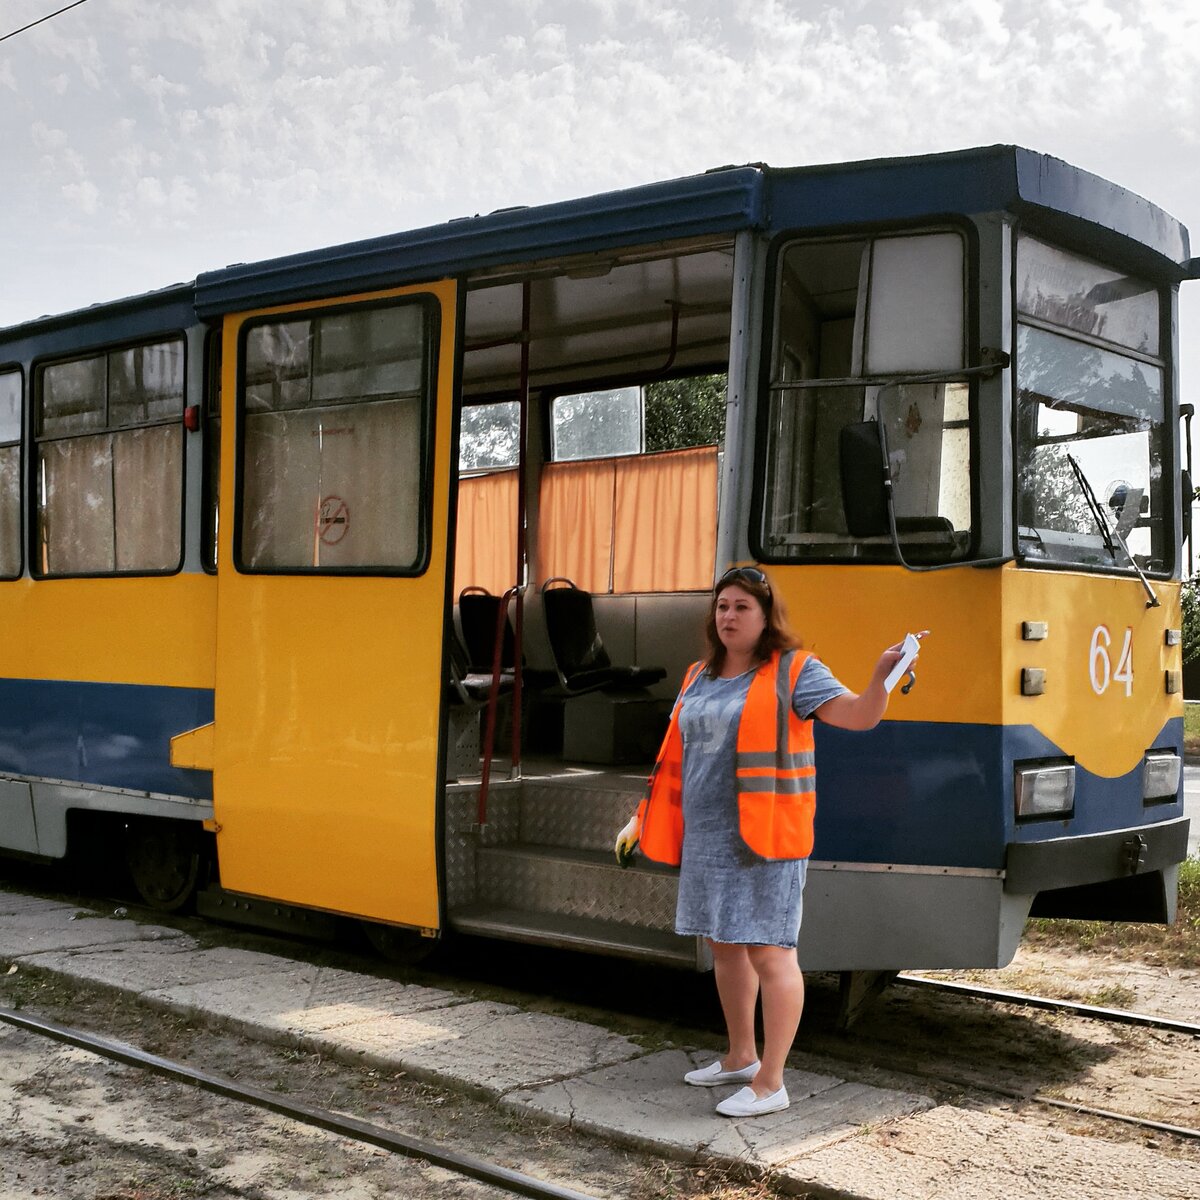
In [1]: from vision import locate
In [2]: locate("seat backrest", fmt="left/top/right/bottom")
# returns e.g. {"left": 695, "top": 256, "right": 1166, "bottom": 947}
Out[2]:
{"left": 541, "top": 580, "right": 611, "bottom": 679}
{"left": 458, "top": 588, "right": 515, "bottom": 672}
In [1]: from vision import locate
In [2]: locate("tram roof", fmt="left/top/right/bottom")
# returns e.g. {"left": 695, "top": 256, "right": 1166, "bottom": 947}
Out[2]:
{"left": 0, "top": 282, "right": 195, "bottom": 352}
{"left": 193, "top": 144, "right": 1191, "bottom": 318}
{"left": 1, "top": 146, "right": 1191, "bottom": 345}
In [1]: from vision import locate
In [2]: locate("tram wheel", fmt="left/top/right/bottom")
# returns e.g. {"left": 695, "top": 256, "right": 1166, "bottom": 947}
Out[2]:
{"left": 360, "top": 920, "right": 439, "bottom": 966}
{"left": 124, "top": 818, "right": 203, "bottom": 912}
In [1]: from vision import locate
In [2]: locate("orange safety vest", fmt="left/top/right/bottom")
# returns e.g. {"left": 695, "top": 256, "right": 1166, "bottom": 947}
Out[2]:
{"left": 633, "top": 649, "right": 817, "bottom": 864}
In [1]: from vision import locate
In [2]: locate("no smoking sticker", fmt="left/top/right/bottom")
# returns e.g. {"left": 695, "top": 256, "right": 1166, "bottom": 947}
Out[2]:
{"left": 317, "top": 495, "right": 350, "bottom": 545}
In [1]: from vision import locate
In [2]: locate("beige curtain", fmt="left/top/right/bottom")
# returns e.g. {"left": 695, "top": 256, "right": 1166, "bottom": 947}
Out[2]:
{"left": 0, "top": 446, "right": 19, "bottom": 577}
{"left": 38, "top": 435, "right": 116, "bottom": 575}
{"left": 454, "top": 468, "right": 518, "bottom": 598}
{"left": 113, "top": 425, "right": 183, "bottom": 571}
{"left": 241, "top": 399, "right": 421, "bottom": 570}
{"left": 612, "top": 446, "right": 717, "bottom": 592}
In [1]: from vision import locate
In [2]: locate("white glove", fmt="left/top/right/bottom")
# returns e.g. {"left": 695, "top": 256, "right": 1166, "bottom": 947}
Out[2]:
{"left": 614, "top": 814, "right": 640, "bottom": 867}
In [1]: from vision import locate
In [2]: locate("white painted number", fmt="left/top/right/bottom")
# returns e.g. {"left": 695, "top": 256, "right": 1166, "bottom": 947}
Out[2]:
{"left": 1089, "top": 625, "right": 1133, "bottom": 696}
{"left": 1113, "top": 628, "right": 1134, "bottom": 697}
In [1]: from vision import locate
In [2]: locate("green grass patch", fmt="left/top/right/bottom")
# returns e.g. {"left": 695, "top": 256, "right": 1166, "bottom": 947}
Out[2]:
{"left": 1185, "top": 703, "right": 1200, "bottom": 755}
{"left": 1026, "top": 856, "right": 1200, "bottom": 968}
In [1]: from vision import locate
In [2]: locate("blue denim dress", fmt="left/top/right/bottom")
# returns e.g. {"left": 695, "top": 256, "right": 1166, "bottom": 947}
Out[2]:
{"left": 673, "top": 658, "right": 847, "bottom": 948}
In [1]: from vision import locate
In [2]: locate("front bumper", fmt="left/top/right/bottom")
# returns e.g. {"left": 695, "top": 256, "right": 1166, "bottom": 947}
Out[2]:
{"left": 1004, "top": 816, "right": 1190, "bottom": 894}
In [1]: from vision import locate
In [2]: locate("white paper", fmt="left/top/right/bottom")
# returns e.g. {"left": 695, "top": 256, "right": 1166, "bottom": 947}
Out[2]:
{"left": 884, "top": 633, "right": 922, "bottom": 693}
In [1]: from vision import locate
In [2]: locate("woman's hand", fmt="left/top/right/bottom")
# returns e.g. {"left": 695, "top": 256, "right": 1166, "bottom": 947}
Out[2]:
{"left": 614, "top": 814, "right": 640, "bottom": 867}
{"left": 871, "top": 641, "right": 908, "bottom": 689}
{"left": 815, "top": 636, "right": 923, "bottom": 731}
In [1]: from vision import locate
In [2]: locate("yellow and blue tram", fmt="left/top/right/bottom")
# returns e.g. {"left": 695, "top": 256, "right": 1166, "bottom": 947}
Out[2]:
{"left": 0, "top": 146, "right": 1194, "bottom": 997}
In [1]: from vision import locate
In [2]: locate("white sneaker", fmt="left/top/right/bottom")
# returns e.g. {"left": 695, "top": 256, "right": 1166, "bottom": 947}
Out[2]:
{"left": 715, "top": 1084, "right": 790, "bottom": 1117}
{"left": 683, "top": 1059, "right": 760, "bottom": 1087}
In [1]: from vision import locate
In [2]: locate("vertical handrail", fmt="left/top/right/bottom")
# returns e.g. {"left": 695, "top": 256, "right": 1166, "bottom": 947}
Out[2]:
{"left": 510, "top": 281, "right": 531, "bottom": 780}
{"left": 476, "top": 585, "right": 518, "bottom": 827}
{"left": 476, "top": 280, "right": 533, "bottom": 825}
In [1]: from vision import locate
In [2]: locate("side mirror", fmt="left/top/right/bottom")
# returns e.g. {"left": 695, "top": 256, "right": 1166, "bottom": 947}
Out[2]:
{"left": 839, "top": 421, "right": 890, "bottom": 537}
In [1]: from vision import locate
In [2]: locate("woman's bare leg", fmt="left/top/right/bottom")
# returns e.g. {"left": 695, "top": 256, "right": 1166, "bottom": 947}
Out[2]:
{"left": 746, "top": 944, "right": 804, "bottom": 1094}
{"left": 708, "top": 940, "right": 759, "bottom": 1069}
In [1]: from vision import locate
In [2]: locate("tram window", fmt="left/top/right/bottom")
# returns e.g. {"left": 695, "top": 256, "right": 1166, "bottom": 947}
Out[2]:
{"left": 460, "top": 400, "right": 519, "bottom": 471}
{"left": 238, "top": 298, "right": 432, "bottom": 573}
{"left": 644, "top": 373, "right": 727, "bottom": 452}
{"left": 34, "top": 340, "right": 184, "bottom": 577}
{"left": 551, "top": 387, "right": 642, "bottom": 461}
{"left": 0, "top": 369, "right": 21, "bottom": 579}
{"left": 760, "top": 231, "right": 972, "bottom": 562}
{"left": 1014, "top": 237, "right": 1166, "bottom": 573}
{"left": 202, "top": 331, "right": 221, "bottom": 572}
{"left": 549, "top": 375, "right": 727, "bottom": 463}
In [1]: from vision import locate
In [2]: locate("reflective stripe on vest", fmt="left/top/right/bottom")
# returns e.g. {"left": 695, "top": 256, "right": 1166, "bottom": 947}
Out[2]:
{"left": 636, "top": 650, "right": 816, "bottom": 865}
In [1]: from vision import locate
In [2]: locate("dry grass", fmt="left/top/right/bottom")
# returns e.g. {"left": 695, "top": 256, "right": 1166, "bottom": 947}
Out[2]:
{"left": 1025, "top": 857, "right": 1200, "bottom": 968}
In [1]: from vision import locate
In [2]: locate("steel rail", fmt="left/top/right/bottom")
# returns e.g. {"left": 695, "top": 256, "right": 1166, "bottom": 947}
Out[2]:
{"left": 896, "top": 974, "right": 1200, "bottom": 1038}
{"left": 0, "top": 1005, "right": 599, "bottom": 1200}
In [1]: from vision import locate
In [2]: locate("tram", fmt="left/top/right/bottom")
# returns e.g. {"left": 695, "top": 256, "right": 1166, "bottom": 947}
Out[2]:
{"left": 0, "top": 146, "right": 1194, "bottom": 1012}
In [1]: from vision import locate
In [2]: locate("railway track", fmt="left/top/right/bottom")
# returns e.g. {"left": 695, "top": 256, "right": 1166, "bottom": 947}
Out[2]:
{"left": 897, "top": 973, "right": 1200, "bottom": 1038}
{"left": 5, "top": 874, "right": 1199, "bottom": 1156}
{"left": 0, "top": 1004, "right": 601, "bottom": 1200}
{"left": 889, "top": 973, "right": 1200, "bottom": 1142}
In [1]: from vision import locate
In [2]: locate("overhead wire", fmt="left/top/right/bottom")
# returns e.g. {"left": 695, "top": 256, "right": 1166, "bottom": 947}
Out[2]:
{"left": 0, "top": 0, "right": 92, "bottom": 46}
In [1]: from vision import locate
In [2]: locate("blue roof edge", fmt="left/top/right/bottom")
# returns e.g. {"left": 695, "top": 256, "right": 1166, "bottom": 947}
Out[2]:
{"left": 194, "top": 167, "right": 767, "bottom": 318}
{"left": 1012, "top": 147, "right": 1190, "bottom": 270}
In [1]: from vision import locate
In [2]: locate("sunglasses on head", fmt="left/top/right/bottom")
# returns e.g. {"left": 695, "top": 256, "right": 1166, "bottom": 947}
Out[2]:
{"left": 716, "top": 566, "right": 769, "bottom": 592}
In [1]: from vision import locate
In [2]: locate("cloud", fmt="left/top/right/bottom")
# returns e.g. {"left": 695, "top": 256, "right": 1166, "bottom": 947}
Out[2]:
{"left": 0, "top": 0, "right": 1196, "bottom": 331}
{"left": 62, "top": 179, "right": 100, "bottom": 214}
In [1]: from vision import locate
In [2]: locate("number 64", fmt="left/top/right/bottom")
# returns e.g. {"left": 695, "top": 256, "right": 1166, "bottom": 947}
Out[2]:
{"left": 1089, "top": 626, "right": 1133, "bottom": 696}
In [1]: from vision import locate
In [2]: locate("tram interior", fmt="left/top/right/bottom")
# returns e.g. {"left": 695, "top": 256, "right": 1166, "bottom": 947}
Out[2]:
{"left": 448, "top": 237, "right": 738, "bottom": 773}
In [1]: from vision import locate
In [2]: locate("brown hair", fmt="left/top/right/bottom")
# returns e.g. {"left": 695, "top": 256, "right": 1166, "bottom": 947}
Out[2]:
{"left": 703, "top": 567, "right": 800, "bottom": 675}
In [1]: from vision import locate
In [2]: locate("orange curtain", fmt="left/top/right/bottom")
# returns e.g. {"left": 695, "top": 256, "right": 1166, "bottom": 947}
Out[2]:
{"left": 454, "top": 469, "right": 518, "bottom": 598}
{"left": 536, "top": 447, "right": 718, "bottom": 594}
{"left": 537, "top": 459, "right": 615, "bottom": 594}
{"left": 613, "top": 446, "right": 717, "bottom": 592}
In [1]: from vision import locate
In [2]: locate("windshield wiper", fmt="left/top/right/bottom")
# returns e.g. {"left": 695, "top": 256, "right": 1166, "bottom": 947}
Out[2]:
{"left": 1065, "top": 453, "right": 1159, "bottom": 608}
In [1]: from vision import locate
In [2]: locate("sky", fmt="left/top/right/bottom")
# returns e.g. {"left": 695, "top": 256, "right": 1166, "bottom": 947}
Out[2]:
{"left": 2, "top": 0, "right": 1198, "bottom": 399}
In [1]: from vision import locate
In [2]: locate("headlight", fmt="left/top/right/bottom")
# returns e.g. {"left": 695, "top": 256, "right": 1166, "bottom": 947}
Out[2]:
{"left": 1014, "top": 761, "right": 1076, "bottom": 819}
{"left": 1143, "top": 751, "right": 1181, "bottom": 803}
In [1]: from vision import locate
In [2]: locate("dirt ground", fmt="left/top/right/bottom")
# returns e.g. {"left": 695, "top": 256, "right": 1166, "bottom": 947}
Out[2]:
{"left": 803, "top": 943, "right": 1200, "bottom": 1137}
{"left": 0, "top": 970, "right": 770, "bottom": 1200}
{"left": 1, "top": 895, "right": 1198, "bottom": 1199}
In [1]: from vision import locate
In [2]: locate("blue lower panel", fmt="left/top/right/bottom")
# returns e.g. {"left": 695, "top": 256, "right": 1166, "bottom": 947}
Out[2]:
{"left": 812, "top": 717, "right": 1184, "bottom": 869}
{"left": 0, "top": 678, "right": 214, "bottom": 800}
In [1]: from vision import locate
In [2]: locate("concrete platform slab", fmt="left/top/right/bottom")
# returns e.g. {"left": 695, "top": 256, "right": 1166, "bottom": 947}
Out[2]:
{"left": 0, "top": 892, "right": 79, "bottom": 919}
{"left": 0, "top": 911, "right": 184, "bottom": 958}
{"left": 303, "top": 1000, "right": 644, "bottom": 1098}
{"left": 504, "top": 1048, "right": 930, "bottom": 1171}
{"left": 23, "top": 940, "right": 295, "bottom": 994}
{"left": 154, "top": 964, "right": 469, "bottom": 1040}
{"left": 784, "top": 1104, "right": 1200, "bottom": 1199}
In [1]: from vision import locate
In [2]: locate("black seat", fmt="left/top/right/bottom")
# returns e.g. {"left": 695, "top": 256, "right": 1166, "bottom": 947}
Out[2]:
{"left": 540, "top": 578, "right": 666, "bottom": 695}
{"left": 458, "top": 587, "right": 516, "bottom": 674}
{"left": 448, "top": 630, "right": 510, "bottom": 706}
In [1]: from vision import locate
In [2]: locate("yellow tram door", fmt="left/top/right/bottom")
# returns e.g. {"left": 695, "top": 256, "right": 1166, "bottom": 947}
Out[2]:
{"left": 206, "top": 280, "right": 459, "bottom": 933}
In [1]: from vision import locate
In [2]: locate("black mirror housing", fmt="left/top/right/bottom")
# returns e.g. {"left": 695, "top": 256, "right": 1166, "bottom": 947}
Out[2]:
{"left": 839, "top": 421, "right": 890, "bottom": 537}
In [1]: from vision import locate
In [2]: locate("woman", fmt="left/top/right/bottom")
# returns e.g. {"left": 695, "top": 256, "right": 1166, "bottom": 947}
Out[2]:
{"left": 615, "top": 566, "right": 911, "bottom": 1118}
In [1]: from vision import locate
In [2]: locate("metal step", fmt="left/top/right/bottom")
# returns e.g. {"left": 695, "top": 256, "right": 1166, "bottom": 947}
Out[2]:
{"left": 449, "top": 904, "right": 702, "bottom": 968}
{"left": 518, "top": 776, "right": 645, "bottom": 854}
{"left": 474, "top": 843, "right": 678, "bottom": 930}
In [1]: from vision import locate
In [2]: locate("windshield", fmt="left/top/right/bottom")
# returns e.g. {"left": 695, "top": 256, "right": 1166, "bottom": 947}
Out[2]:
{"left": 1015, "top": 237, "right": 1167, "bottom": 573}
